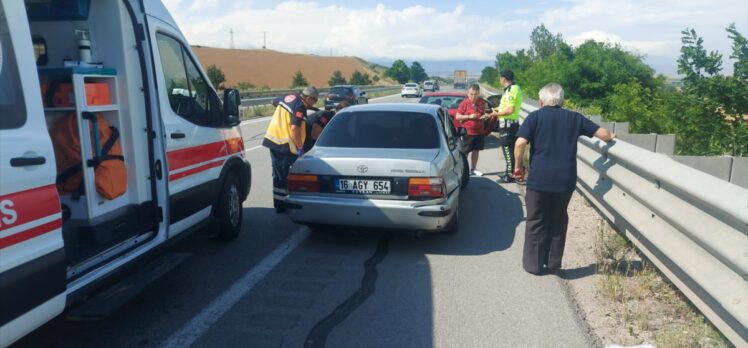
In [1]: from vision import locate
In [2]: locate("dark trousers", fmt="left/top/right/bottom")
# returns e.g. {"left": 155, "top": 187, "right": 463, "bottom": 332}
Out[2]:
{"left": 269, "top": 148, "right": 297, "bottom": 210}
{"left": 498, "top": 123, "right": 519, "bottom": 176}
{"left": 522, "top": 188, "right": 574, "bottom": 274}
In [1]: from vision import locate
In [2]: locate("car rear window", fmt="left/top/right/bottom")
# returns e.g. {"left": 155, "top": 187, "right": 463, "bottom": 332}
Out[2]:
{"left": 419, "top": 96, "right": 465, "bottom": 109}
{"left": 405, "top": 84, "right": 417, "bottom": 87}
{"left": 329, "top": 87, "right": 352, "bottom": 95}
{"left": 316, "top": 111, "right": 439, "bottom": 149}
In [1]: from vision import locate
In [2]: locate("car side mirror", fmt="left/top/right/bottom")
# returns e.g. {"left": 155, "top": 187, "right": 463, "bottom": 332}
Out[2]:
{"left": 457, "top": 127, "right": 467, "bottom": 136}
{"left": 223, "top": 88, "right": 241, "bottom": 126}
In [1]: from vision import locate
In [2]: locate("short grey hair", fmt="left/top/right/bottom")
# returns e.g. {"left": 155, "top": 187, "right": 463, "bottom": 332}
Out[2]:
{"left": 538, "top": 83, "right": 564, "bottom": 107}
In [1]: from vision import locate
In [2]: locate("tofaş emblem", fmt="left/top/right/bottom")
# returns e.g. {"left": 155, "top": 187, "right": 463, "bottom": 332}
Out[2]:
{"left": 284, "top": 95, "right": 297, "bottom": 103}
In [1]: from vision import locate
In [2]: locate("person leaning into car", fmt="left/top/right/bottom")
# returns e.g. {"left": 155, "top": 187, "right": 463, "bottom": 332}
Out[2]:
{"left": 263, "top": 86, "right": 319, "bottom": 213}
{"left": 303, "top": 100, "right": 349, "bottom": 152}
{"left": 512, "top": 83, "right": 615, "bottom": 275}
{"left": 456, "top": 84, "right": 489, "bottom": 176}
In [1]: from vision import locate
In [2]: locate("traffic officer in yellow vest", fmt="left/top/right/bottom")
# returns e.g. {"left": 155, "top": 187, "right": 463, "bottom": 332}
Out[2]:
{"left": 488, "top": 70, "right": 523, "bottom": 183}
{"left": 263, "top": 86, "right": 319, "bottom": 213}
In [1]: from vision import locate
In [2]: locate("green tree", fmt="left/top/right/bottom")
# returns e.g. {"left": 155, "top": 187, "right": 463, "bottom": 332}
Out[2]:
{"left": 386, "top": 59, "right": 411, "bottom": 84}
{"left": 372, "top": 75, "right": 380, "bottom": 83}
{"left": 350, "top": 70, "right": 372, "bottom": 85}
{"left": 206, "top": 64, "right": 226, "bottom": 89}
{"left": 328, "top": 70, "right": 347, "bottom": 86}
{"left": 479, "top": 66, "right": 499, "bottom": 85}
{"left": 410, "top": 61, "right": 428, "bottom": 83}
{"left": 673, "top": 24, "right": 748, "bottom": 156}
{"left": 529, "top": 24, "right": 565, "bottom": 61}
{"left": 290, "top": 70, "right": 308, "bottom": 88}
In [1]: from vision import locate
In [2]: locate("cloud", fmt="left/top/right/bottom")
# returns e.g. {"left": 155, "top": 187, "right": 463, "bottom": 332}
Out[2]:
{"left": 568, "top": 30, "right": 679, "bottom": 56}
{"left": 162, "top": 1, "right": 530, "bottom": 61}
{"left": 161, "top": 0, "right": 747, "bottom": 74}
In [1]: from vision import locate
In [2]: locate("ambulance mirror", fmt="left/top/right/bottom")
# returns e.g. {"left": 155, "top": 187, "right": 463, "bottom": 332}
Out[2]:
{"left": 223, "top": 88, "right": 241, "bottom": 126}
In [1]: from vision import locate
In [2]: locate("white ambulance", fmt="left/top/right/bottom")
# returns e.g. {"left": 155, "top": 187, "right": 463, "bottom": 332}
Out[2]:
{"left": 0, "top": 1, "right": 251, "bottom": 345}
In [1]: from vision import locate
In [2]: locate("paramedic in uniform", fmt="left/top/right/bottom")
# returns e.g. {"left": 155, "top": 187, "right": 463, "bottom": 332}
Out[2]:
{"left": 488, "top": 70, "right": 523, "bottom": 183}
{"left": 263, "top": 86, "right": 319, "bottom": 213}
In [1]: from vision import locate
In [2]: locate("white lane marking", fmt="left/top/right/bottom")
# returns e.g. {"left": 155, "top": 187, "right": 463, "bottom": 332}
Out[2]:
{"left": 159, "top": 226, "right": 311, "bottom": 348}
{"left": 245, "top": 145, "right": 263, "bottom": 153}
{"left": 240, "top": 116, "right": 271, "bottom": 125}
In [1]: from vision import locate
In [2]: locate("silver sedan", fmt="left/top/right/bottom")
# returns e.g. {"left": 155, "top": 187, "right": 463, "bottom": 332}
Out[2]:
{"left": 285, "top": 103, "right": 469, "bottom": 234}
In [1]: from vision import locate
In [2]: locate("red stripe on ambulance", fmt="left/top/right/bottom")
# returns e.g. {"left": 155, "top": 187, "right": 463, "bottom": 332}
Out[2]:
{"left": 0, "top": 219, "right": 62, "bottom": 249}
{"left": 168, "top": 160, "right": 225, "bottom": 182}
{"left": 0, "top": 185, "right": 60, "bottom": 233}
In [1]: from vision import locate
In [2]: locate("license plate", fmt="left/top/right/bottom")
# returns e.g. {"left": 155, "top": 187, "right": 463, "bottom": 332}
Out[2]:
{"left": 336, "top": 179, "right": 391, "bottom": 194}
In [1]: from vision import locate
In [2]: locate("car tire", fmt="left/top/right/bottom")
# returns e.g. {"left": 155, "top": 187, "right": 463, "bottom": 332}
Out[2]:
{"left": 444, "top": 209, "right": 459, "bottom": 234}
{"left": 460, "top": 154, "right": 469, "bottom": 188}
{"left": 213, "top": 172, "right": 243, "bottom": 241}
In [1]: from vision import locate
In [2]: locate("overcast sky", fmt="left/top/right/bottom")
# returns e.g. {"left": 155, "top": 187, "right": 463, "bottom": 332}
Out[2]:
{"left": 162, "top": 0, "right": 748, "bottom": 76}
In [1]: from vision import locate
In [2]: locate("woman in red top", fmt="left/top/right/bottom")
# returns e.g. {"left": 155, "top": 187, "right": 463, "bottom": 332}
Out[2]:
{"left": 456, "top": 84, "right": 489, "bottom": 176}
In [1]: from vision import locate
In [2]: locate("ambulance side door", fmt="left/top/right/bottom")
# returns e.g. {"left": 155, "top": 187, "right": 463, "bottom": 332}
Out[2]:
{"left": 148, "top": 19, "right": 226, "bottom": 236}
{"left": 0, "top": 2, "right": 65, "bottom": 346}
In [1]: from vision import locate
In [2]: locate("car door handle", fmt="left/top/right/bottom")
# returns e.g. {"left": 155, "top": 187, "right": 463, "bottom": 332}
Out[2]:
{"left": 10, "top": 156, "right": 46, "bottom": 167}
{"left": 170, "top": 132, "right": 186, "bottom": 139}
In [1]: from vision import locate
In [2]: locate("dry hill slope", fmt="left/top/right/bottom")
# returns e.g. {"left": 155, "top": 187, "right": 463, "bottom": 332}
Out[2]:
{"left": 192, "top": 46, "right": 382, "bottom": 89}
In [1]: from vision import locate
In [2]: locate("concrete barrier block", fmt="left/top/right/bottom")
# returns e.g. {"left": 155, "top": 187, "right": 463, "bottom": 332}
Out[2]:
{"left": 600, "top": 122, "right": 615, "bottom": 133}
{"left": 589, "top": 115, "right": 603, "bottom": 124}
{"left": 655, "top": 134, "right": 676, "bottom": 155}
{"left": 618, "top": 134, "right": 657, "bottom": 152}
{"left": 613, "top": 122, "right": 629, "bottom": 134}
{"left": 729, "top": 157, "right": 748, "bottom": 189}
{"left": 673, "top": 156, "right": 733, "bottom": 181}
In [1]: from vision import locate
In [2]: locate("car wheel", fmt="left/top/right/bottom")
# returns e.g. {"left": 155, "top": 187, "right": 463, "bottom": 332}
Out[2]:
{"left": 213, "top": 172, "right": 243, "bottom": 241}
{"left": 460, "top": 154, "right": 469, "bottom": 188}
{"left": 444, "top": 209, "right": 459, "bottom": 234}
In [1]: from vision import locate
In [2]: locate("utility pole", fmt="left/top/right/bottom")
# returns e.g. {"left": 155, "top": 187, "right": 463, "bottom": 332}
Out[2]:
{"left": 262, "top": 31, "right": 267, "bottom": 49}
{"left": 229, "top": 28, "right": 234, "bottom": 49}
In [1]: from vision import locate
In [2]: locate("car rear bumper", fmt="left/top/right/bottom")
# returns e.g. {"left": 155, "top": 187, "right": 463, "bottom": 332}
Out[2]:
{"left": 286, "top": 190, "right": 459, "bottom": 232}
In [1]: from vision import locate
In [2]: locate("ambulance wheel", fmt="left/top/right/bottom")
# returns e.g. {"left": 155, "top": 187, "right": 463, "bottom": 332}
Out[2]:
{"left": 214, "top": 173, "right": 242, "bottom": 241}
{"left": 460, "top": 154, "right": 469, "bottom": 188}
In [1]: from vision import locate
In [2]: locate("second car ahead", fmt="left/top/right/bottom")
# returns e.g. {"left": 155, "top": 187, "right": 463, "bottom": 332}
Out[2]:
{"left": 401, "top": 83, "right": 422, "bottom": 98}
{"left": 285, "top": 103, "right": 468, "bottom": 234}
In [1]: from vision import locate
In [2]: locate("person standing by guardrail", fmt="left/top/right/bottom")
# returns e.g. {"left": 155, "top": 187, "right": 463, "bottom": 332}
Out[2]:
{"left": 263, "top": 86, "right": 319, "bottom": 213}
{"left": 456, "top": 84, "right": 490, "bottom": 176}
{"left": 488, "top": 70, "right": 523, "bottom": 183}
{"left": 513, "top": 83, "right": 616, "bottom": 275}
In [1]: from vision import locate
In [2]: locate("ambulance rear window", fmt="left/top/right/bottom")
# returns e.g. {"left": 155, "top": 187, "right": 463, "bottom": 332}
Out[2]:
{"left": 0, "top": 5, "right": 27, "bottom": 129}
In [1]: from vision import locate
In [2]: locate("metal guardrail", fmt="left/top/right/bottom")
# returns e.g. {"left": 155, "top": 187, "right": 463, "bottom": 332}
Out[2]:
{"left": 240, "top": 86, "right": 401, "bottom": 107}
{"left": 480, "top": 83, "right": 748, "bottom": 345}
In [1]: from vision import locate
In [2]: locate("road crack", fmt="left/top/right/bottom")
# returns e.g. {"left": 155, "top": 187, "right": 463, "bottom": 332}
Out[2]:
{"left": 304, "top": 234, "right": 392, "bottom": 348}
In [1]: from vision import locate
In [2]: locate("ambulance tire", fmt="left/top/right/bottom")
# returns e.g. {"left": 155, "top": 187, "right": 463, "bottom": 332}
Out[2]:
{"left": 460, "top": 154, "right": 469, "bottom": 188}
{"left": 214, "top": 172, "right": 242, "bottom": 241}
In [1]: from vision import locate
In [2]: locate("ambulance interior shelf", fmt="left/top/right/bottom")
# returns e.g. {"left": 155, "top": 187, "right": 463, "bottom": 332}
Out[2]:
{"left": 39, "top": 67, "right": 128, "bottom": 222}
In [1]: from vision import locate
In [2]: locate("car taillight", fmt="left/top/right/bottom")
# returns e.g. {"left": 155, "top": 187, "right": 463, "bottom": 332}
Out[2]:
{"left": 408, "top": 177, "right": 445, "bottom": 199}
{"left": 288, "top": 174, "right": 319, "bottom": 193}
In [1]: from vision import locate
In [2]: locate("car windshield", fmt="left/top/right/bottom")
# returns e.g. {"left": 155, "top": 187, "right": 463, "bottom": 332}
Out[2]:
{"left": 329, "top": 87, "right": 352, "bottom": 95}
{"left": 316, "top": 111, "right": 439, "bottom": 149}
{"left": 420, "top": 96, "right": 465, "bottom": 109}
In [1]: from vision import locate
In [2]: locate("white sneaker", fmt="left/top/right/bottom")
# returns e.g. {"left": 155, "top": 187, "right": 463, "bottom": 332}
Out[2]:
{"left": 472, "top": 169, "right": 483, "bottom": 176}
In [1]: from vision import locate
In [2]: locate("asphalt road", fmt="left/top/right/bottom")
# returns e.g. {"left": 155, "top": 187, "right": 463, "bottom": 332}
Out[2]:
{"left": 14, "top": 90, "right": 594, "bottom": 347}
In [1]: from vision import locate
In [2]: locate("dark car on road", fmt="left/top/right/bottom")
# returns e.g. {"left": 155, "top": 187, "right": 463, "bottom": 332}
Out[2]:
{"left": 325, "top": 85, "right": 368, "bottom": 110}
